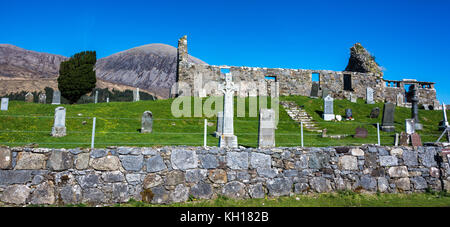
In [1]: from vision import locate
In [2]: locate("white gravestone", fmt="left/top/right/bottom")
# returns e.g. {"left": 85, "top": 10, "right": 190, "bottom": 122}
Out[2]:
{"left": 25, "top": 92, "right": 34, "bottom": 103}
{"left": 405, "top": 119, "right": 415, "bottom": 135}
{"left": 366, "top": 87, "right": 374, "bottom": 104}
{"left": 218, "top": 73, "right": 238, "bottom": 148}
{"left": 258, "top": 108, "right": 276, "bottom": 148}
{"left": 350, "top": 93, "right": 357, "bottom": 103}
{"left": 94, "top": 90, "right": 98, "bottom": 104}
{"left": 323, "top": 95, "right": 335, "bottom": 121}
{"left": 106, "top": 97, "right": 110, "bottom": 103}
{"left": 51, "top": 107, "right": 66, "bottom": 137}
{"left": 133, "top": 88, "right": 140, "bottom": 102}
{"left": 52, "top": 90, "right": 61, "bottom": 105}
{"left": 141, "top": 111, "right": 153, "bottom": 133}
{"left": 396, "top": 93, "right": 404, "bottom": 106}
{"left": 38, "top": 93, "right": 46, "bottom": 104}
{"left": 1, "top": 98, "right": 9, "bottom": 111}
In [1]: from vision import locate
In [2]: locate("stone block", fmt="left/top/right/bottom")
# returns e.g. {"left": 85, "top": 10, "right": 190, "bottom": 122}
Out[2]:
{"left": 0, "top": 185, "right": 31, "bottom": 205}
{"left": 267, "top": 178, "right": 293, "bottom": 196}
{"left": 165, "top": 171, "right": 185, "bottom": 186}
{"left": 0, "top": 170, "right": 34, "bottom": 185}
{"left": 227, "top": 152, "right": 249, "bottom": 170}
{"left": 89, "top": 156, "right": 120, "bottom": 171}
{"left": 250, "top": 152, "right": 272, "bottom": 169}
{"left": 171, "top": 150, "right": 198, "bottom": 170}
{"left": 209, "top": 169, "right": 227, "bottom": 184}
{"left": 119, "top": 155, "right": 144, "bottom": 171}
{"left": 199, "top": 154, "right": 218, "bottom": 169}
{"left": 248, "top": 183, "right": 265, "bottom": 198}
{"left": 47, "top": 150, "right": 73, "bottom": 171}
{"left": 350, "top": 148, "right": 365, "bottom": 156}
{"left": 338, "top": 155, "right": 358, "bottom": 170}
{"left": 170, "top": 184, "right": 189, "bottom": 203}
{"left": 185, "top": 169, "right": 207, "bottom": 183}
{"left": 309, "top": 177, "right": 332, "bottom": 193}
{"left": 379, "top": 156, "right": 398, "bottom": 166}
{"left": 75, "top": 153, "right": 90, "bottom": 170}
{"left": 143, "top": 173, "right": 163, "bottom": 189}
{"left": 395, "top": 178, "right": 411, "bottom": 191}
{"left": 146, "top": 155, "right": 167, "bottom": 172}
{"left": 0, "top": 147, "right": 12, "bottom": 169}
{"left": 15, "top": 152, "right": 47, "bottom": 170}
{"left": 222, "top": 181, "right": 246, "bottom": 199}
{"left": 190, "top": 182, "right": 213, "bottom": 199}
{"left": 388, "top": 166, "right": 409, "bottom": 178}
{"left": 101, "top": 171, "right": 125, "bottom": 183}
{"left": 30, "top": 181, "right": 56, "bottom": 205}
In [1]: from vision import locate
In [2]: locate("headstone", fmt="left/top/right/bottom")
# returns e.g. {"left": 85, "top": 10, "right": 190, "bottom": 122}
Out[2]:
{"left": 381, "top": 103, "right": 395, "bottom": 132}
{"left": 38, "top": 93, "right": 46, "bottom": 104}
{"left": 394, "top": 133, "right": 399, "bottom": 146}
{"left": 345, "top": 109, "right": 353, "bottom": 120}
{"left": 218, "top": 73, "right": 238, "bottom": 148}
{"left": 369, "top": 107, "right": 380, "bottom": 118}
{"left": 215, "top": 111, "right": 224, "bottom": 138}
{"left": 258, "top": 108, "right": 276, "bottom": 148}
{"left": 133, "top": 88, "right": 140, "bottom": 102}
{"left": 411, "top": 86, "right": 423, "bottom": 130}
{"left": 411, "top": 133, "right": 422, "bottom": 146}
{"left": 350, "top": 93, "right": 357, "bottom": 103}
{"left": 25, "top": 92, "right": 34, "bottom": 103}
{"left": 141, "top": 111, "right": 153, "bottom": 133}
{"left": 399, "top": 132, "right": 409, "bottom": 146}
{"left": 405, "top": 119, "right": 415, "bottom": 135}
{"left": 323, "top": 95, "right": 334, "bottom": 121}
{"left": 1, "top": 98, "right": 9, "bottom": 111}
{"left": 51, "top": 107, "right": 66, "bottom": 137}
{"left": 396, "top": 93, "right": 403, "bottom": 106}
{"left": 310, "top": 83, "right": 319, "bottom": 98}
{"left": 106, "top": 97, "right": 110, "bottom": 103}
{"left": 52, "top": 90, "right": 61, "bottom": 105}
{"left": 354, "top": 127, "right": 368, "bottom": 138}
{"left": 94, "top": 90, "right": 98, "bottom": 104}
{"left": 366, "top": 87, "right": 374, "bottom": 104}
{"left": 322, "top": 88, "right": 330, "bottom": 99}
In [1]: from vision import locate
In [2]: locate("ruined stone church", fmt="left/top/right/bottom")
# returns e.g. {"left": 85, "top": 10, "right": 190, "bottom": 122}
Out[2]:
{"left": 175, "top": 36, "right": 439, "bottom": 109}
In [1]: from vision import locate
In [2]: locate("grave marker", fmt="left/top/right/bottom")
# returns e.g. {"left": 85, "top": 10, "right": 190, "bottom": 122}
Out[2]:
{"left": 366, "top": 87, "right": 374, "bottom": 104}
{"left": 218, "top": 73, "right": 238, "bottom": 148}
{"left": 25, "top": 92, "right": 34, "bottom": 103}
{"left": 323, "top": 95, "right": 334, "bottom": 121}
{"left": 38, "top": 93, "right": 46, "bottom": 104}
{"left": 51, "top": 107, "right": 66, "bottom": 137}
{"left": 52, "top": 90, "right": 61, "bottom": 105}
{"left": 141, "top": 111, "right": 153, "bottom": 133}
{"left": 258, "top": 108, "right": 276, "bottom": 148}
{"left": 1, "top": 98, "right": 9, "bottom": 111}
{"left": 381, "top": 103, "right": 395, "bottom": 132}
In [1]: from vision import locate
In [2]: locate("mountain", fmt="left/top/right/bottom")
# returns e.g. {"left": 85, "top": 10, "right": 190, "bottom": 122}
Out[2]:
{"left": 0, "top": 43, "right": 206, "bottom": 98}
{"left": 95, "top": 44, "right": 206, "bottom": 98}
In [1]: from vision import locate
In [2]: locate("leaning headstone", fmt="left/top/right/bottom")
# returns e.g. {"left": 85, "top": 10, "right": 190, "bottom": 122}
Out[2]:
{"left": 52, "top": 90, "right": 61, "bottom": 105}
{"left": 1, "top": 98, "right": 9, "bottom": 111}
{"left": 381, "top": 103, "right": 395, "bottom": 132}
{"left": 215, "top": 111, "right": 224, "bottom": 138}
{"left": 405, "top": 119, "right": 415, "bottom": 135}
{"left": 411, "top": 133, "right": 422, "bottom": 146}
{"left": 354, "top": 127, "right": 368, "bottom": 138}
{"left": 25, "top": 92, "right": 34, "bottom": 103}
{"left": 310, "top": 83, "right": 319, "bottom": 98}
{"left": 258, "top": 108, "right": 276, "bottom": 148}
{"left": 133, "top": 88, "right": 140, "bottom": 102}
{"left": 218, "top": 73, "right": 238, "bottom": 148}
{"left": 323, "top": 95, "right": 334, "bottom": 121}
{"left": 345, "top": 109, "right": 353, "bottom": 120}
{"left": 366, "top": 87, "right": 374, "bottom": 104}
{"left": 141, "top": 111, "right": 153, "bottom": 133}
{"left": 370, "top": 107, "right": 380, "bottom": 119}
{"left": 38, "top": 93, "right": 46, "bottom": 104}
{"left": 51, "top": 107, "right": 66, "bottom": 137}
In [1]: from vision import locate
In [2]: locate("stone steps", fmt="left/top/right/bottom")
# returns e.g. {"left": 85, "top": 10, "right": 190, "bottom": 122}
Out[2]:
{"left": 281, "top": 101, "right": 322, "bottom": 133}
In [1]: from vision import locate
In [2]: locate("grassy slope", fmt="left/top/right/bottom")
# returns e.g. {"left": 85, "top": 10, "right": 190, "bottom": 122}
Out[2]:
{"left": 0, "top": 96, "right": 448, "bottom": 148}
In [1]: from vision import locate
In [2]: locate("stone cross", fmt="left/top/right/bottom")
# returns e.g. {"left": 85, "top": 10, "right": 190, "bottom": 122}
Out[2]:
{"left": 1, "top": 98, "right": 9, "bottom": 111}
{"left": 141, "top": 111, "right": 153, "bottom": 133}
{"left": 51, "top": 107, "right": 66, "bottom": 137}
{"left": 25, "top": 92, "right": 34, "bottom": 103}
{"left": 218, "top": 73, "right": 238, "bottom": 148}
{"left": 52, "top": 90, "right": 61, "bottom": 105}
{"left": 133, "top": 88, "right": 140, "bottom": 102}
{"left": 366, "top": 87, "right": 374, "bottom": 104}
{"left": 323, "top": 95, "right": 334, "bottom": 121}
{"left": 215, "top": 111, "right": 224, "bottom": 138}
{"left": 411, "top": 86, "right": 422, "bottom": 130}
{"left": 38, "top": 93, "right": 46, "bottom": 104}
{"left": 381, "top": 103, "right": 395, "bottom": 132}
{"left": 258, "top": 108, "right": 276, "bottom": 148}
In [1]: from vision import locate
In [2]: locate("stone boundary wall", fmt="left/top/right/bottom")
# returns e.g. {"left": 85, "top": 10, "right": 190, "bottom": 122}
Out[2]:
{"left": 0, "top": 145, "right": 449, "bottom": 206}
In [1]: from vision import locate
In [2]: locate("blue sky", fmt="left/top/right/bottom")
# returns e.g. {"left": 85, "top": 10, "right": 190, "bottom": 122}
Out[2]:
{"left": 1, "top": 0, "right": 449, "bottom": 103}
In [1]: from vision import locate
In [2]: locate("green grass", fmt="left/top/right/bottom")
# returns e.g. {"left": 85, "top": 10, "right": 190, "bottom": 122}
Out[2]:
{"left": 0, "top": 96, "right": 447, "bottom": 148}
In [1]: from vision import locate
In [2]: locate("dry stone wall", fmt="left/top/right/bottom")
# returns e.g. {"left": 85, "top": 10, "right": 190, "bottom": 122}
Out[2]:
{"left": 0, "top": 145, "right": 449, "bottom": 206}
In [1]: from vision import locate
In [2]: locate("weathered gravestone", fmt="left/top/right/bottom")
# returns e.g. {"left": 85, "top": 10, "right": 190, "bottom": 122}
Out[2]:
{"left": 141, "top": 111, "right": 153, "bottom": 133}
{"left": 25, "top": 92, "right": 34, "bottom": 103}
{"left": 322, "top": 88, "right": 330, "bottom": 99}
{"left": 218, "top": 73, "right": 238, "bottom": 148}
{"left": 51, "top": 107, "right": 66, "bottom": 137}
{"left": 345, "top": 109, "right": 353, "bottom": 120}
{"left": 370, "top": 107, "right": 380, "bottom": 119}
{"left": 396, "top": 93, "right": 404, "bottom": 106}
{"left": 215, "top": 111, "right": 224, "bottom": 138}
{"left": 38, "top": 93, "right": 46, "bottom": 104}
{"left": 310, "top": 83, "right": 319, "bottom": 98}
{"left": 354, "top": 127, "right": 368, "bottom": 138}
{"left": 399, "top": 132, "right": 409, "bottom": 146}
{"left": 350, "top": 93, "right": 357, "bottom": 103}
{"left": 258, "top": 108, "right": 276, "bottom": 148}
{"left": 323, "top": 95, "right": 334, "bottom": 121}
{"left": 1, "top": 98, "right": 9, "bottom": 111}
{"left": 366, "top": 87, "right": 374, "bottom": 104}
{"left": 52, "top": 90, "right": 61, "bottom": 105}
{"left": 411, "top": 133, "right": 422, "bottom": 146}
{"left": 133, "top": 88, "right": 140, "bottom": 102}
{"left": 94, "top": 90, "right": 98, "bottom": 104}
{"left": 381, "top": 103, "right": 395, "bottom": 132}
{"left": 405, "top": 119, "right": 415, "bottom": 135}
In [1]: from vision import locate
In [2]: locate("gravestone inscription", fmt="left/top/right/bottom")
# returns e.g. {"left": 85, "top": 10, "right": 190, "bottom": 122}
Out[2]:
{"left": 323, "top": 95, "right": 334, "bottom": 121}
{"left": 366, "top": 87, "right": 374, "bottom": 104}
